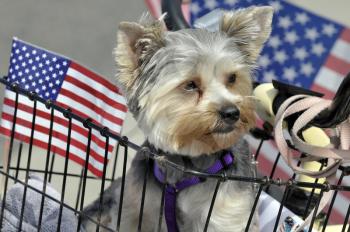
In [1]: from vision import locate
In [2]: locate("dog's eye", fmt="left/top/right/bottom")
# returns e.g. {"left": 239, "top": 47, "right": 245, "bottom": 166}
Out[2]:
{"left": 184, "top": 81, "right": 198, "bottom": 91}
{"left": 227, "top": 73, "right": 237, "bottom": 84}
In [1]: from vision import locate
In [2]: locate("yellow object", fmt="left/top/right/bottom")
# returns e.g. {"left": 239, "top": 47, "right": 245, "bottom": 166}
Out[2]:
{"left": 299, "top": 127, "right": 330, "bottom": 193}
{"left": 253, "top": 83, "right": 278, "bottom": 124}
{"left": 302, "top": 127, "right": 330, "bottom": 147}
{"left": 325, "top": 224, "right": 349, "bottom": 232}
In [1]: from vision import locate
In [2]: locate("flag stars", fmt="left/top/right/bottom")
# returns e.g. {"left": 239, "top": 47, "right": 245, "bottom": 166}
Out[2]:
{"left": 35, "top": 56, "right": 40, "bottom": 61}
{"left": 224, "top": 0, "right": 237, "bottom": 6}
{"left": 11, "top": 59, "right": 16, "bottom": 64}
{"left": 52, "top": 89, "right": 57, "bottom": 94}
{"left": 32, "top": 81, "right": 36, "bottom": 87}
{"left": 45, "top": 92, "right": 50, "bottom": 97}
{"left": 322, "top": 23, "right": 337, "bottom": 37}
{"left": 305, "top": 27, "right": 319, "bottom": 41}
{"left": 283, "top": 67, "right": 297, "bottom": 82}
{"left": 45, "top": 60, "right": 51, "bottom": 65}
{"left": 258, "top": 54, "right": 271, "bottom": 68}
{"left": 18, "top": 71, "right": 23, "bottom": 77}
{"left": 35, "top": 72, "right": 40, "bottom": 77}
{"left": 49, "top": 66, "right": 54, "bottom": 72}
{"left": 45, "top": 76, "right": 50, "bottom": 81}
{"left": 275, "top": 50, "right": 288, "bottom": 64}
{"left": 296, "top": 12, "right": 309, "bottom": 25}
{"left": 28, "top": 59, "right": 33, "bottom": 64}
{"left": 39, "top": 63, "right": 43, "bottom": 68}
{"left": 49, "top": 82, "right": 54, "bottom": 87}
{"left": 13, "top": 42, "right": 17, "bottom": 48}
{"left": 55, "top": 79, "right": 61, "bottom": 85}
{"left": 52, "top": 57, "right": 57, "bottom": 62}
{"left": 269, "top": 1, "right": 283, "bottom": 12}
{"left": 25, "top": 84, "right": 29, "bottom": 89}
{"left": 32, "top": 49, "right": 37, "bottom": 55}
{"left": 18, "top": 55, "right": 23, "bottom": 61}
{"left": 301, "top": 62, "right": 314, "bottom": 76}
{"left": 21, "top": 78, "right": 26, "bottom": 83}
{"left": 15, "top": 49, "right": 20, "bottom": 54}
{"left": 32, "top": 66, "right": 37, "bottom": 71}
{"left": 204, "top": 0, "right": 217, "bottom": 10}
{"left": 268, "top": 35, "right": 281, "bottom": 48}
{"left": 42, "top": 53, "right": 47, "bottom": 58}
{"left": 21, "top": 62, "right": 27, "bottom": 67}
{"left": 39, "top": 79, "right": 43, "bottom": 84}
{"left": 55, "top": 64, "right": 61, "bottom": 69}
{"left": 294, "top": 47, "right": 308, "bottom": 61}
{"left": 59, "top": 70, "right": 64, "bottom": 75}
{"left": 52, "top": 73, "right": 57, "bottom": 78}
{"left": 28, "top": 75, "right": 33, "bottom": 80}
{"left": 285, "top": 30, "right": 299, "bottom": 44}
{"left": 22, "top": 46, "right": 27, "bottom": 51}
{"left": 15, "top": 65, "right": 19, "bottom": 70}
{"left": 25, "top": 68, "right": 30, "bottom": 74}
{"left": 42, "top": 69, "right": 47, "bottom": 75}
{"left": 263, "top": 70, "right": 277, "bottom": 82}
{"left": 9, "top": 68, "right": 13, "bottom": 73}
{"left": 62, "top": 61, "right": 68, "bottom": 66}
{"left": 42, "top": 85, "right": 47, "bottom": 91}
{"left": 25, "top": 53, "right": 30, "bottom": 58}
{"left": 191, "top": 2, "right": 201, "bottom": 15}
{"left": 278, "top": 16, "right": 292, "bottom": 29}
{"left": 312, "top": 42, "right": 325, "bottom": 56}
{"left": 35, "top": 88, "right": 40, "bottom": 93}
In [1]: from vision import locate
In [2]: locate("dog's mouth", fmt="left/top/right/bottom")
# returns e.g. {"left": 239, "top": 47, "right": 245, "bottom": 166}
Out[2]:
{"left": 210, "top": 125, "right": 235, "bottom": 134}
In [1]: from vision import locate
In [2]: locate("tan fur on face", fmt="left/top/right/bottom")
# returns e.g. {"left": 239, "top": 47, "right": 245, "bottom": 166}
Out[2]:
{"left": 143, "top": 57, "right": 257, "bottom": 156}
{"left": 115, "top": 7, "right": 273, "bottom": 156}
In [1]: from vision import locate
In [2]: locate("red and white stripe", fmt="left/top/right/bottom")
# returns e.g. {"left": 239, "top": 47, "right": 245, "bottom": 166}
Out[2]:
{"left": 0, "top": 62, "right": 127, "bottom": 176}
{"left": 311, "top": 28, "right": 350, "bottom": 99}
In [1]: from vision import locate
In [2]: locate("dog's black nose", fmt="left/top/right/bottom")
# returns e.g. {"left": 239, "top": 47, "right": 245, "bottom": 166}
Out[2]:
{"left": 219, "top": 106, "right": 240, "bottom": 124}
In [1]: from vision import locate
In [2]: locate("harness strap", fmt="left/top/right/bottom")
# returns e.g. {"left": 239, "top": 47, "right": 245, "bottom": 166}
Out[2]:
{"left": 153, "top": 152, "right": 234, "bottom": 232}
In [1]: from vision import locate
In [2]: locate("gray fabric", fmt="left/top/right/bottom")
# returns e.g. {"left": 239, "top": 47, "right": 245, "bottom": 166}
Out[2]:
{"left": 0, "top": 174, "right": 84, "bottom": 232}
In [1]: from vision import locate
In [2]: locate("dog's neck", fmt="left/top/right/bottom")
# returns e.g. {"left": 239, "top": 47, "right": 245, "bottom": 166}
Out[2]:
{"left": 145, "top": 141, "right": 229, "bottom": 185}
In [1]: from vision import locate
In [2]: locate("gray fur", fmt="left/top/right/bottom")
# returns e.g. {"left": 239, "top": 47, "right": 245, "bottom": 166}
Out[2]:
{"left": 83, "top": 6, "right": 273, "bottom": 231}
{"left": 82, "top": 139, "right": 258, "bottom": 232}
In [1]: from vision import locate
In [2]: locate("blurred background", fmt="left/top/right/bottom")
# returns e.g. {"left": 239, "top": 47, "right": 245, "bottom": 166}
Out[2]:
{"left": 0, "top": 0, "right": 350, "bottom": 230}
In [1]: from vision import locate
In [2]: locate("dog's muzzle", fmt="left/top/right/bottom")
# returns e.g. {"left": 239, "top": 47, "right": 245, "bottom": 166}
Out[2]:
{"left": 219, "top": 105, "right": 240, "bottom": 125}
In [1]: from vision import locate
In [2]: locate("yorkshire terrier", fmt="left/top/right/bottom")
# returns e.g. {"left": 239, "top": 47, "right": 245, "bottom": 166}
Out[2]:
{"left": 83, "top": 6, "right": 273, "bottom": 232}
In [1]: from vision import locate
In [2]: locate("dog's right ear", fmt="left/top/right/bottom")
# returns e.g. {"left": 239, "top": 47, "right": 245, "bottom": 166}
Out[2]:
{"left": 115, "top": 20, "right": 165, "bottom": 90}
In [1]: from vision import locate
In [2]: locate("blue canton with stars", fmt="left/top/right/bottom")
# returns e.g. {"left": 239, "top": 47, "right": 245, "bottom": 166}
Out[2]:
{"left": 191, "top": 0, "right": 344, "bottom": 87}
{"left": 8, "top": 39, "right": 71, "bottom": 100}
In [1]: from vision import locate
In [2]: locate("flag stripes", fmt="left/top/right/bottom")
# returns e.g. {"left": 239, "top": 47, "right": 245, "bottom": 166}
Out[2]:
{"left": 312, "top": 28, "right": 350, "bottom": 99}
{"left": 0, "top": 39, "right": 127, "bottom": 176}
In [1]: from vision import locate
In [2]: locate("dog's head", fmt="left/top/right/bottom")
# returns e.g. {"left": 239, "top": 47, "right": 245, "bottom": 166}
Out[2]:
{"left": 115, "top": 6, "right": 273, "bottom": 156}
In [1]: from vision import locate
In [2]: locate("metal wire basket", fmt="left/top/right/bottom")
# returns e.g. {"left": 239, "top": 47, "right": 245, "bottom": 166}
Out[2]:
{"left": 0, "top": 76, "right": 349, "bottom": 232}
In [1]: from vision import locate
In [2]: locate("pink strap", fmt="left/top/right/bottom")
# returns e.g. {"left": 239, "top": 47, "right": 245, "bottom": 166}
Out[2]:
{"left": 274, "top": 94, "right": 350, "bottom": 232}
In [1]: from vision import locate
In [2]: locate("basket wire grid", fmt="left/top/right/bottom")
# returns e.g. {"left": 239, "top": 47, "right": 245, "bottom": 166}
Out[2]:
{"left": 0, "top": 76, "right": 349, "bottom": 232}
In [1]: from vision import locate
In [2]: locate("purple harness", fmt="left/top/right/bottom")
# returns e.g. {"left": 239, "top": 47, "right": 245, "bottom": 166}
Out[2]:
{"left": 153, "top": 152, "right": 234, "bottom": 232}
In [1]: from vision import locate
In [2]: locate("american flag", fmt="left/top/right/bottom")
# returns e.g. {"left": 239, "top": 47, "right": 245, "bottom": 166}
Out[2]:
{"left": 146, "top": 0, "right": 350, "bottom": 225}
{"left": 0, "top": 38, "right": 127, "bottom": 177}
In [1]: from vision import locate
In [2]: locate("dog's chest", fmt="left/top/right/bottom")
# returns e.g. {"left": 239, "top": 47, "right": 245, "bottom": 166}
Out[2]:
{"left": 177, "top": 181, "right": 254, "bottom": 232}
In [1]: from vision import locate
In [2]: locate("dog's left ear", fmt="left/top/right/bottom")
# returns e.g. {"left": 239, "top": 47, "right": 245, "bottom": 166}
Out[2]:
{"left": 115, "top": 19, "right": 165, "bottom": 91}
{"left": 220, "top": 6, "right": 274, "bottom": 61}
